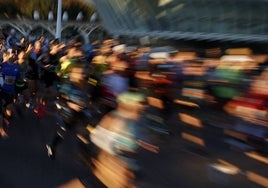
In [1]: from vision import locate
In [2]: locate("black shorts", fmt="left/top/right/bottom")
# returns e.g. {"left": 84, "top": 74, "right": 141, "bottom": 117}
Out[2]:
{"left": 15, "top": 81, "right": 28, "bottom": 94}
{"left": 0, "top": 91, "right": 15, "bottom": 107}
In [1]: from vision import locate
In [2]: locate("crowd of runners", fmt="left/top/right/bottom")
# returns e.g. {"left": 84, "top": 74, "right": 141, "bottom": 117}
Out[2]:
{"left": 1, "top": 27, "right": 268, "bottom": 187}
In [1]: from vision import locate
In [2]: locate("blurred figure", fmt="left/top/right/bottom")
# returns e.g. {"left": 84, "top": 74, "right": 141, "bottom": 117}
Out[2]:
{"left": 0, "top": 39, "right": 8, "bottom": 62}
{"left": 38, "top": 35, "right": 50, "bottom": 53}
{"left": 224, "top": 68, "right": 268, "bottom": 126}
{"left": 0, "top": 50, "right": 21, "bottom": 138}
{"left": 38, "top": 40, "right": 64, "bottom": 105}
{"left": 57, "top": 42, "right": 84, "bottom": 84}
{"left": 181, "top": 59, "right": 208, "bottom": 104}
{"left": 15, "top": 36, "right": 28, "bottom": 52}
{"left": 6, "top": 29, "right": 18, "bottom": 49}
{"left": 14, "top": 49, "right": 31, "bottom": 111}
{"left": 90, "top": 91, "right": 158, "bottom": 188}
{"left": 97, "top": 45, "right": 130, "bottom": 112}
{"left": 46, "top": 62, "right": 89, "bottom": 159}
{"left": 25, "top": 40, "right": 42, "bottom": 108}
{"left": 86, "top": 39, "right": 116, "bottom": 101}
{"left": 32, "top": 51, "right": 57, "bottom": 118}
{"left": 83, "top": 42, "right": 96, "bottom": 63}
{"left": 37, "top": 50, "right": 58, "bottom": 104}
{"left": 88, "top": 54, "right": 108, "bottom": 100}
{"left": 249, "top": 68, "right": 268, "bottom": 96}
{"left": 208, "top": 57, "right": 246, "bottom": 108}
{"left": 223, "top": 67, "right": 268, "bottom": 153}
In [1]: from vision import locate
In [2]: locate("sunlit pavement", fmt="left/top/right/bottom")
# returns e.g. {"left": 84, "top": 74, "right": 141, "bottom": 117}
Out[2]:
{"left": 0, "top": 102, "right": 267, "bottom": 188}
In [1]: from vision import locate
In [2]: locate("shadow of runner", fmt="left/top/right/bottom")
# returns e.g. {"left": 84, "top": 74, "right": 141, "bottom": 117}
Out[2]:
{"left": 57, "top": 177, "right": 107, "bottom": 188}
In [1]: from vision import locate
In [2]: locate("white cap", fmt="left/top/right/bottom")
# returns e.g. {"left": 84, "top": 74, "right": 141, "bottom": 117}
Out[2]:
{"left": 149, "top": 52, "right": 170, "bottom": 59}
{"left": 220, "top": 55, "right": 254, "bottom": 62}
{"left": 112, "top": 44, "right": 126, "bottom": 53}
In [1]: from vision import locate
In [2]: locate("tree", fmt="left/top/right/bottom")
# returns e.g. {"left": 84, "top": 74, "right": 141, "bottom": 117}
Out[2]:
{"left": 0, "top": 0, "right": 95, "bottom": 20}
{"left": 0, "top": 0, "right": 22, "bottom": 19}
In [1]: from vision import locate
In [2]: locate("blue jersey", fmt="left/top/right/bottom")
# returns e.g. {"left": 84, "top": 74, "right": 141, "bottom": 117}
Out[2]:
{"left": 1, "top": 62, "right": 21, "bottom": 94}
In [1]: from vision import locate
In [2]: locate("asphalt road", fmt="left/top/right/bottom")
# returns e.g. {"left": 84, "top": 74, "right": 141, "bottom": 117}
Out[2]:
{"left": 0, "top": 102, "right": 267, "bottom": 188}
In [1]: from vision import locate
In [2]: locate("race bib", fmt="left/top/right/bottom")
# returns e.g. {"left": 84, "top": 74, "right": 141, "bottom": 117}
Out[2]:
{"left": 4, "top": 75, "right": 15, "bottom": 84}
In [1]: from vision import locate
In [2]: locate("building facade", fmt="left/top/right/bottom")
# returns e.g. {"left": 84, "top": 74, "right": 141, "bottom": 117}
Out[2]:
{"left": 92, "top": 0, "right": 268, "bottom": 43}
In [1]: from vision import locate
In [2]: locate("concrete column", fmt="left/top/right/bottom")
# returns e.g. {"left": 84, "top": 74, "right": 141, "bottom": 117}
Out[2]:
{"left": 55, "top": 0, "right": 62, "bottom": 40}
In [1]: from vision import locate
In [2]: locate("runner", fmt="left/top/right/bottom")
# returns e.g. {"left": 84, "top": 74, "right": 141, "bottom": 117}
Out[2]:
{"left": 0, "top": 49, "right": 21, "bottom": 138}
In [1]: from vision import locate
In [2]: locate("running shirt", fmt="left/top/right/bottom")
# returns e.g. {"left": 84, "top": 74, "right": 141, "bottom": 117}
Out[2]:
{"left": 57, "top": 82, "right": 87, "bottom": 123}
{"left": 0, "top": 62, "right": 21, "bottom": 94}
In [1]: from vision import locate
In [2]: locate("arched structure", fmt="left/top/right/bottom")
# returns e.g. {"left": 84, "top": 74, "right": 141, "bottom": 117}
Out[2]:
{"left": 0, "top": 19, "right": 103, "bottom": 43}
